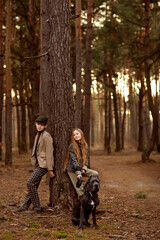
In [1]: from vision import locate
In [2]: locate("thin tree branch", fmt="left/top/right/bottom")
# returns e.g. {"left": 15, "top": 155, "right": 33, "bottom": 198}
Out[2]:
{"left": 18, "top": 51, "right": 49, "bottom": 68}
{"left": 24, "top": 51, "right": 49, "bottom": 60}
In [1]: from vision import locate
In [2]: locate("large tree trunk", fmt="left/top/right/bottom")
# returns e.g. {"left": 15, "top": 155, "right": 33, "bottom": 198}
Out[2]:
{"left": 142, "top": 0, "right": 158, "bottom": 161}
{"left": 0, "top": 0, "right": 3, "bottom": 161}
{"left": 75, "top": 0, "right": 82, "bottom": 128}
{"left": 5, "top": 0, "right": 12, "bottom": 165}
{"left": 40, "top": 0, "right": 75, "bottom": 210}
{"left": 83, "top": 0, "right": 93, "bottom": 146}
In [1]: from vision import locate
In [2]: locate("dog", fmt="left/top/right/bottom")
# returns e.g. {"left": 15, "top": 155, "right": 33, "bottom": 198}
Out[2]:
{"left": 72, "top": 176, "right": 100, "bottom": 229}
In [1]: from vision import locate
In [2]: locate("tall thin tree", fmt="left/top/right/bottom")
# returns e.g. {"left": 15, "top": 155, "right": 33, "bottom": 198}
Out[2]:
{"left": 137, "top": 5, "right": 145, "bottom": 151}
{"left": 75, "top": 0, "right": 82, "bottom": 128}
{"left": 5, "top": 0, "right": 12, "bottom": 165}
{"left": 142, "top": 0, "right": 159, "bottom": 161}
{"left": 0, "top": 0, "right": 3, "bottom": 161}
{"left": 29, "top": 0, "right": 40, "bottom": 147}
{"left": 83, "top": 0, "right": 93, "bottom": 146}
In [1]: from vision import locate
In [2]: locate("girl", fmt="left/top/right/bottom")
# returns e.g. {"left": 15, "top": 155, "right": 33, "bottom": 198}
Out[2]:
{"left": 64, "top": 128, "right": 98, "bottom": 199}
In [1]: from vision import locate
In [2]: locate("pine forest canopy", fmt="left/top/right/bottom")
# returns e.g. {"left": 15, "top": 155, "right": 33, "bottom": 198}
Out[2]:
{"left": 0, "top": 0, "right": 160, "bottom": 167}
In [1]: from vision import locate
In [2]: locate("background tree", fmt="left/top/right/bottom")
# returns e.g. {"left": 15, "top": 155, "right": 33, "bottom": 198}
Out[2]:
{"left": 5, "top": 0, "right": 12, "bottom": 165}
{"left": 0, "top": 0, "right": 3, "bottom": 161}
{"left": 75, "top": 0, "right": 82, "bottom": 128}
{"left": 83, "top": 0, "right": 93, "bottom": 148}
{"left": 142, "top": 0, "right": 159, "bottom": 161}
{"left": 28, "top": 0, "right": 40, "bottom": 146}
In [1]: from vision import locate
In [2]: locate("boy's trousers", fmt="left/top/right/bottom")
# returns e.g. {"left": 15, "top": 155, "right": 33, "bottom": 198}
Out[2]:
{"left": 21, "top": 164, "right": 47, "bottom": 209}
{"left": 67, "top": 168, "right": 98, "bottom": 197}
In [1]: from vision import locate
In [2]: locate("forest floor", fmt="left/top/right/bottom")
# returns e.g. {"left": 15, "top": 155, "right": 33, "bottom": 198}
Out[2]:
{"left": 0, "top": 147, "right": 160, "bottom": 240}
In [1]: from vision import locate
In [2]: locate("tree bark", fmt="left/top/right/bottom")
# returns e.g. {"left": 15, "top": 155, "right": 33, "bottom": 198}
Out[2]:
{"left": 0, "top": 0, "right": 3, "bottom": 161}
{"left": 104, "top": 76, "right": 108, "bottom": 152}
{"left": 152, "top": 3, "right": 160, "bottom": 153}
{"left": 121, "top": 97, "right": 126, "bottom": 149}
{"left": 28, "top": 0, "right": 40, "bottom": 147}
{"left": 142, "top": 0, "right": 158, "bottom": 161}
{"left": 19, "top": 72, "right": 27, "bottom": 153}
{"left": 112, "top": 82, "right": 121, "bottom": 151}
{"left": 83, "top": 0, "right": 93, "bottom": 146}
{"left": 104, "top": 70, "right": 111, "bottom": 153}
{"left": 138, "top": 86, "right": 145, "bottom": 151}
{"left": 40, "top": 0, "right": 75, "bottom": 210}
{"left": 5, "top": 0, "right": 12, "bottom": 165}
{"left": 128, "top": 76, "right": 137, "bottom": 145}
{"left": 90, "top": 94, "right": 95, "bottom": 147}
{"left": 138, "top": 6, "right": 145, "bottom": 151}
{"left": 15, "top": 89, "right": 21, "bottom": 154}
{"left": 75, "top": 0, "right": 82, "bottom": 128}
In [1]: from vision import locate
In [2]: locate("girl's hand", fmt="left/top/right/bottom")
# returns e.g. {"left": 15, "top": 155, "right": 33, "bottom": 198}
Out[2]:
{"left": 77, "top": 174, "right": 82, "bottom": 179}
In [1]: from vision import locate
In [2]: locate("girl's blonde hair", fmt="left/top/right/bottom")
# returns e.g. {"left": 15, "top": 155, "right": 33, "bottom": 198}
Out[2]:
{"left": 64, "top": 128, "right": 88, "bottom": 171}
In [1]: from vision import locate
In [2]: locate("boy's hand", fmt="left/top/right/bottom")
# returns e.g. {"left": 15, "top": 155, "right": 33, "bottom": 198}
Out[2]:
{"left": 48, "top": 170, "right": 55, "bottom": 178}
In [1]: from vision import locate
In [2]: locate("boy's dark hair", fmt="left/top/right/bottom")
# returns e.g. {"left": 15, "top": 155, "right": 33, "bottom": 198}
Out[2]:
{"left": 35, "top": 115, "right": 48, "bottom": 125}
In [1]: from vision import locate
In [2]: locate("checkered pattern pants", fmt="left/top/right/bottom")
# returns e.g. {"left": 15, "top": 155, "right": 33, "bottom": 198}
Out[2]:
{"left": 21, "top": 164, "right": 47, "bottom": 209}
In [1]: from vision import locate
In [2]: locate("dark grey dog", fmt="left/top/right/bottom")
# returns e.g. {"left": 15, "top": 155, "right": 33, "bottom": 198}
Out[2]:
{"left": 72, "top": 176, "right": 100, "bottom": 229}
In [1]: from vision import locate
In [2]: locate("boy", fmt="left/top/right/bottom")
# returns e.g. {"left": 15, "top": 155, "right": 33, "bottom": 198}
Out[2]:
{"left": 14, "top": 115, "right": 55, "bottom": 213}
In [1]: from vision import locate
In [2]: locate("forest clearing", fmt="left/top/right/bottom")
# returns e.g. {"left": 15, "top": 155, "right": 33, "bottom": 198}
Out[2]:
{"left": 0, "top": 147, "right": 160, "bottom": 240}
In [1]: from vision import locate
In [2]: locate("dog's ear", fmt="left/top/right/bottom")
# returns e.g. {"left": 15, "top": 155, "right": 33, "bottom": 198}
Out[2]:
{"left": 84, "top": 181, "right": 92, "bottom": 192}
{"left": 84, "top": 176, "right": 92, "bottom": 192}
{"left": 96, "top": 176, "right": 100, "bottom": 182}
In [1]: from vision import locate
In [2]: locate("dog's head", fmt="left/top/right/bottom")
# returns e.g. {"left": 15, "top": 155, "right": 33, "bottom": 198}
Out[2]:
{"left": 84, "top": 176, "right": 100, "bottom": 193}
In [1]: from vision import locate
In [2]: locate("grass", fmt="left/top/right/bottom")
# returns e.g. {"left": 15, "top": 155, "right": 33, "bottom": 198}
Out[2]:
{"left": 28, "top": 222, "right": 39, "bottom": 227}
{"left": 74, "top": 231, "right": 88, "bottom": 238}
{"left": 136, "top": 210, "right": 141, "bottom": 214}
{"left": 42, "top": 231, "right": 50, "bottom": 237}
{"left": 134, "top": 192, "right": 147, "bottom": 199}
{"left": 56, "top": 231, "right": 67, "bottom": 239}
